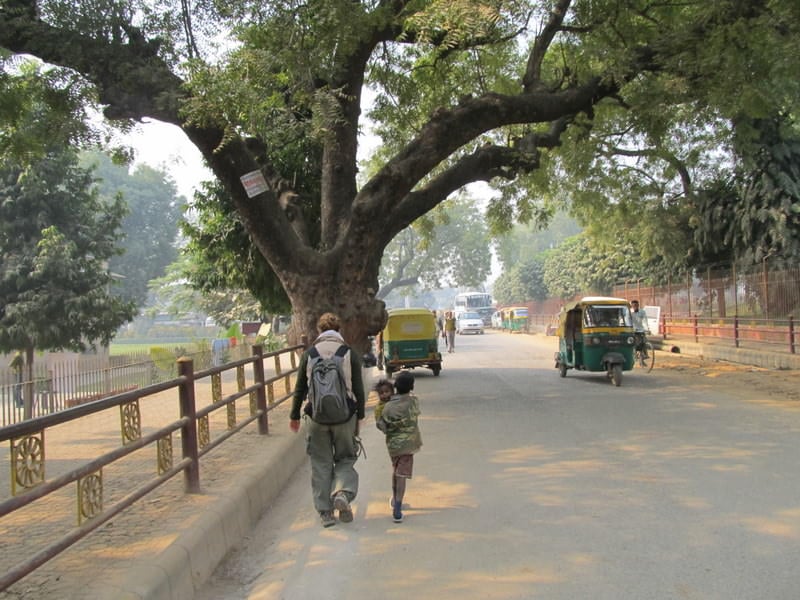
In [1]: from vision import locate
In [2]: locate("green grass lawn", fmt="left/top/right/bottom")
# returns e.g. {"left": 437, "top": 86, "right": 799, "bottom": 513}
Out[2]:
{"left": 109, "top": 341, "right": 205, "bottom": 356}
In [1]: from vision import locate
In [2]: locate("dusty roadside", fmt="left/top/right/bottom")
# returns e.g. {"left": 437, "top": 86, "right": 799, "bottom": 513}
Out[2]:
{"left": 655, "top": 351, "right": 800, "bottom": 402}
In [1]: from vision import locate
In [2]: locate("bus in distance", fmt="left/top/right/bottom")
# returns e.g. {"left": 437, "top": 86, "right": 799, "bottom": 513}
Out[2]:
{"left": 453, "top": 292, "right": 494, "bottom": 325}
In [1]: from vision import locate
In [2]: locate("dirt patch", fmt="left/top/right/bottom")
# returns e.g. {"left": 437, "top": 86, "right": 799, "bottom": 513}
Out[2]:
{"left": 655, "top": 351, "right": 800, "bottom": 402}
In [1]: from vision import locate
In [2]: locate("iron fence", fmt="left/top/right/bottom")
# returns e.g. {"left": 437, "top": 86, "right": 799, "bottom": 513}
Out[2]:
{"left": 613, "top": 260, "right": 800, "bottom": 320}
{"left": 0, "top": 342, "right": 303, "bottom": 592}
{"left": 0, "top": 344, "right": 253, "bottom": 427}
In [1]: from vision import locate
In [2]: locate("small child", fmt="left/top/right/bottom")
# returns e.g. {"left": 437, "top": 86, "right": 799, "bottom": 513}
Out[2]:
{"left": 374, "top": 371, "right": 422, "bottom": 523}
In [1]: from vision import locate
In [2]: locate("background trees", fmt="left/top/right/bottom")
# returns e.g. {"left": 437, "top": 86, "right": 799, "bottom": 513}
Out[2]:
{"left": 2, "top": 1, "right": 798, "bottom": 347}
{"left": 0, "top": 62, "right": 136, "bottom": 416}
{"left": 378, "top": 195, "right": 491, "bottom": 301}
{"left": 82, "top": 150, "right": 184, "bottom": 308}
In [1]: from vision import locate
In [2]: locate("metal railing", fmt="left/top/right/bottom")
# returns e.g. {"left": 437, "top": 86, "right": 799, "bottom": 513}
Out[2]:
{"left": 0, "top": 344, "right": 255, "bottom": 427}
{"left": 661, "top": 315, "right": 797, "bottom": 354}
{"left": 522, "top": 311, "right": 797, "bottom": 355}
{"left": 0, "top": 342, "right": 302, "bottom": 592}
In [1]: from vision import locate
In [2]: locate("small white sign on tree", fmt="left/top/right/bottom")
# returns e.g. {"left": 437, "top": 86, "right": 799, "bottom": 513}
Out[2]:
{"left": 240, "top": 170, "right": 269, "bottom": 198}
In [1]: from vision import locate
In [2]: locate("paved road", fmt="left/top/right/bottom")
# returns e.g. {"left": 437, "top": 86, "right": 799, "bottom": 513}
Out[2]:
{"left": 196, "top": 330, "right": 800, "bottom": 600}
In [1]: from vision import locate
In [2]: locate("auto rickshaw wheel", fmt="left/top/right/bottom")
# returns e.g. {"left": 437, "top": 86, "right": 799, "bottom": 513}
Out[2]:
{"left": 611, "top": 364, "right": 623, "bottom": 386}
{"left": 559, "top": 361, "right": 567, "bottom": 378}
{"left": 432, "top": 365, "right": 441, "bottom": 376}
{"left": 385, "top": 365, "right": 394, "bottom": 376}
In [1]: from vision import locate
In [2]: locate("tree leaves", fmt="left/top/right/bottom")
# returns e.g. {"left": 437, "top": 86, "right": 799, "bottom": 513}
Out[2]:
{"left": 0, "top": 148, "right": 136, "bottom": 353}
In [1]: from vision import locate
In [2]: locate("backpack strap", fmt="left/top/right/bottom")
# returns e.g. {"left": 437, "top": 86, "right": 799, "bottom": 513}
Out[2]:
{"left": 308, "top": 344, "right": 348, "bottom": 359}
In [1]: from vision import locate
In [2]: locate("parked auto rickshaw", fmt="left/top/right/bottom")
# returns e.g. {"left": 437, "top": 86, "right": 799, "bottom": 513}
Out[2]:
{"left": 502, "top": 306, "right": 529, "bottom": 332}
{"left": 377, "top": 308, "right": 442, "bottom": 376}
{"left": 554, "top": 296, "right": 635, "bottom": 386}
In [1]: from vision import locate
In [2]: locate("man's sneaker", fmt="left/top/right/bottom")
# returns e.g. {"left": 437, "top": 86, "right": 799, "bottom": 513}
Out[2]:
{"left": 319, "top": 510, "right": 336, "bottom": 528}
{"left": 333, "top": 492, "right": 353, "bottom": 523}
{"left": 392, "top": 499, "right": 403, "bottom": 523}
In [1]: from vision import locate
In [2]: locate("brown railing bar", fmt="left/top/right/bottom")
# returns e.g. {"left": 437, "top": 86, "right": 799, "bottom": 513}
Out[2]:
{"left": 0, "top": 417, "right": 188, "bottom": 518}
{"left": 0, "top": 457, "right": 192, "bottom": 592}
{"left": 0, "top": 377, "right": 185, "bottom": 443}
{"left": 197, "top": 413, "right": 262, "bottom": 459}
{"left": 177, "top": 358, "right": 200, "bottom": 493}
{"left": 195, "top": 384, "right": 261, "bottom": 420}
{"left": 264, "top": 392, "right": 293, "bottom": 412}
{"left": 252, "top": 345, "right": 269, "bottom": 435}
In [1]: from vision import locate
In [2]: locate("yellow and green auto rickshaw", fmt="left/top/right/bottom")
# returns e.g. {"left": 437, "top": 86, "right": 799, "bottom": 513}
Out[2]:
{"left": 501, "top": 306, "right": 529, "bottom": 332}
{"left": 554, "top": 296, "right": 635, "bottom": 386}
{"left": 377, "top": 308, "right": 442, "bottom": 377}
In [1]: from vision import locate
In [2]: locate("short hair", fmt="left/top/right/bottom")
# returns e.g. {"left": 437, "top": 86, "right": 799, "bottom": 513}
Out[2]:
{"left": 374, "top": 378, "right": 393, "bottom": 392}
{"left": 631, "top": 299, "right": 639, "bottom": 305}
{"left": 394, "top": 371, "right": 415, "bottom": 394}
{"left": 317, "top": 312, "right": 340, "bottom": 332}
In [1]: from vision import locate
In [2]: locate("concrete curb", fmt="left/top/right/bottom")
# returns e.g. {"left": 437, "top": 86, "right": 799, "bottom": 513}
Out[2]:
{"left": 655, "top": 338, "right": 800, "bottom": 370}
{"left": 100, "top": 431, "right": 308, "bottom": 600}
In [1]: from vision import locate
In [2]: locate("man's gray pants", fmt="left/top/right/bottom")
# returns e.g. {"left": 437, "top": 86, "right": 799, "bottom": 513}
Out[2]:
{"left": 305, "top": 416, "right": 359, "bottom": 512}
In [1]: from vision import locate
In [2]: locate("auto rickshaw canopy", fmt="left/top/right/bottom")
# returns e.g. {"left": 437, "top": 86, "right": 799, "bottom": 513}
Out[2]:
{"left": 557, "top": 296, "right": 633, "bottom": 335}
{"left": 383, "top": 308, "right": 438, "bottom": 340}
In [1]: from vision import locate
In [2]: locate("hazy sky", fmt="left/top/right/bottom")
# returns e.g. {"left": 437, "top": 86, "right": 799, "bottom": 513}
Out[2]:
{"left": 128, "top": 120, "right": 210, "bottom": 200}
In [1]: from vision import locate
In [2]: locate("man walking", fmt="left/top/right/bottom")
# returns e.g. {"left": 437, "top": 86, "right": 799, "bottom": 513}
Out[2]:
{"left": 630, "top": 300, "right": 650, "bottom": 357}
{"left": 290, "top": 313, "right": 366, "bottom": 527}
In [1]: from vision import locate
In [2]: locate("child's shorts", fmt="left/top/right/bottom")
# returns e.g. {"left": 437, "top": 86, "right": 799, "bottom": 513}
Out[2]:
{"left": 391, "top": 454, "right": 414, "bottom": 478}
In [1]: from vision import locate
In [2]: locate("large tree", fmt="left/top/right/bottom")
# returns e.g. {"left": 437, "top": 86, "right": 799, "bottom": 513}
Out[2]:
{"left": 0, "top": 145, "right": 136, "bottom": 417}
{"left": 2, "top": 0, "right": 797, "bottom": 348}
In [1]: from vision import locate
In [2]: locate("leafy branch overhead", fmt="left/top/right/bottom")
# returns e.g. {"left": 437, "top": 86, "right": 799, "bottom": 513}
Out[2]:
{"left": 2, "top": 0, "right": 798, "bottom": 345}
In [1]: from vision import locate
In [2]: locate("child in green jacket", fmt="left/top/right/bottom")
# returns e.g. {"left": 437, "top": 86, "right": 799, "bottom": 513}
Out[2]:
{"left": 375, "top": 371, "right": 422, "bottom": 523}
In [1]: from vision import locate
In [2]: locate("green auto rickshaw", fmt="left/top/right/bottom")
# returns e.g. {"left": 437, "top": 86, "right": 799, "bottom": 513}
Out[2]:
{"left": 501, "top": 306, "right": 529, "bottom": 332}
{"left": 377, "top": 308, "right": 442, "bottom": 377}
{"left": 554, "top": 296, "right": 635, "bottom": 386}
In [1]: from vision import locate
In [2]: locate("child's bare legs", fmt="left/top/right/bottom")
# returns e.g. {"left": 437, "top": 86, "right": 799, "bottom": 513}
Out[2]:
{"left": 391, "top": 455, "right": 414, "bottom": 522}
{"left": 392, "top": 475, "right": 407, "bottom": 507}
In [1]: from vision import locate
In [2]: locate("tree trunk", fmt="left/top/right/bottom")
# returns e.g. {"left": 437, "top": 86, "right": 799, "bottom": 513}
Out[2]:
{"left": 288, "top": 293, "right": 385, "bottom": 354}
{"left": 282, "top": 239, "right": 387, "bottom": 353}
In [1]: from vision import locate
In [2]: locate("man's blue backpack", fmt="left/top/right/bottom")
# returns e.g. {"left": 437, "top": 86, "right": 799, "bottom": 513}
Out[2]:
{"left": 307, "top": 345, "right": 354, "bottom": 424}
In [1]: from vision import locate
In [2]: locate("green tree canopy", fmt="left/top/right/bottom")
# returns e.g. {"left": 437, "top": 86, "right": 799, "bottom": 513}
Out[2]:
{"left": 692, "top": 117, "right": 800, "bottom": 267}
{"left": 0, "top": 147, "right": 136, "bottom": 354}
{"left": 542, "top": 233, "right": 643, "bottom": 299}
{"left": 3, "top": 1, "right": 799, "bottom": 348}
{"left": 492, "top": 255, "right": 547, "bottom": 305}
{"left": 1, "top": 64, "right": 135, "bottom": 362}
